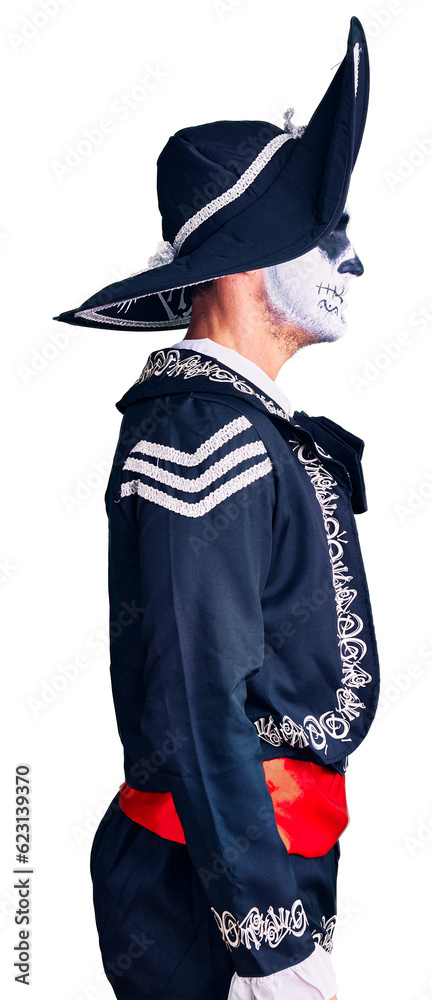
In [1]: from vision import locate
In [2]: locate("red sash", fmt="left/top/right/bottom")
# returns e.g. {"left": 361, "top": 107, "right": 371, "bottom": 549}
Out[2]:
{"left": 119, "top": 758, "right": 349, "bottom": 858}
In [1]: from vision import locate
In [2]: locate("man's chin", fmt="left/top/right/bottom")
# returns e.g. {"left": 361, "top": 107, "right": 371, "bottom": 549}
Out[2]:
{"left": 307, "top": 318, "right": 347, "bottom": 343}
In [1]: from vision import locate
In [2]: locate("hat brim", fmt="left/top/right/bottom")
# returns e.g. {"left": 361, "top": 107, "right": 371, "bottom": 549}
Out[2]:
{"left": 52, "top": 16, "right": 369, "bottom": 333}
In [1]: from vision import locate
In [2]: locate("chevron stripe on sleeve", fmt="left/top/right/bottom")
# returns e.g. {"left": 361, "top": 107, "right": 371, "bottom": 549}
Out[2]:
{"left": 119, "top": 411, "right": 273, "bottom": 518}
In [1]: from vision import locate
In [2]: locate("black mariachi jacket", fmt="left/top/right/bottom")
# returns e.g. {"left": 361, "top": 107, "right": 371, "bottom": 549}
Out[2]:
{"left": 105, "top": 346, "right": 380, "bottom": 978}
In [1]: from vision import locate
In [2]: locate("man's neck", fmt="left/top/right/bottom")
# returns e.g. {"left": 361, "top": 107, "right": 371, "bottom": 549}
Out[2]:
{"left": 183, "top": 324, "right": 286, "bottom": 381}
{"left": 184, "top": 271, "right": 309, "bottom": 379}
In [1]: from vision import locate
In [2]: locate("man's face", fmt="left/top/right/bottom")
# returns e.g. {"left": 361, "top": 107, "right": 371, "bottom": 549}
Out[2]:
{"left": 262, "top": 206, "right": 363, "bottom": 343}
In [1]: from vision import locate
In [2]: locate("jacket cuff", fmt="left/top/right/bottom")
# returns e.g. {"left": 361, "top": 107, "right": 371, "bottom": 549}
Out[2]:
{"left": 228, "top": 942, "right": 338, "bottom": 999}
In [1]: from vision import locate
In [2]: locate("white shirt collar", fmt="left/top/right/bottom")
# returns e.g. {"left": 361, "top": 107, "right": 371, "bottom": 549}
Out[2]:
{"left": 170, "top": 337, "right": 293, "bottom": 417}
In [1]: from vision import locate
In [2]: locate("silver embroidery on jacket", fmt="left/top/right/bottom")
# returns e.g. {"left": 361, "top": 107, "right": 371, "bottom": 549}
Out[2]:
{"left": 311, "top": 914, "right": 337, "bottom": 954}
{"left": 211, "top": 898, "right": 308, "bottom": 952}
{"left": 125, "top": 414, "right": 253, "bottom": 466}
{"left": 133, "top": 349, "right": 290, "bottom": 420}
{"left": 119, "top": 413, "right": 273, "bottom": 517}
{"left": 123, "top": 441, "right": 267, "bottom": 493}
{"left": 120, "top": 459, "right": 273, "bottom": 517}
{"left": 254, "top": 440, "right": 371, "bottom": 753}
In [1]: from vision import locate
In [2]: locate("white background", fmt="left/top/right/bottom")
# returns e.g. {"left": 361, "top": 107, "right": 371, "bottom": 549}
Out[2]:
{"left": 2, "top": 1, "right": 432, "bottom": 997}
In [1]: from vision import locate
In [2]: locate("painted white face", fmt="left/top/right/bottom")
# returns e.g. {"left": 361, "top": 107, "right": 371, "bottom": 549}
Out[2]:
{"left": 262, "top": 207, "right": 363, "bottom": 342}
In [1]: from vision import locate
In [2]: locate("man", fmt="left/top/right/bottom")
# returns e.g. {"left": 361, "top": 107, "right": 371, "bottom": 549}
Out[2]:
{"left": 184, "top": 206, "right": 362, "bottom": 361}
{"left": 53, "top": 16, "right": 380, "bottom": 1000}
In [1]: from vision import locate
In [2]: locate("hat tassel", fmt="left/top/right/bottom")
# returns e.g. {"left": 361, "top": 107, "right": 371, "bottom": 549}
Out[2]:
{"left": 282, "top": 107, "right": 306, "bottom": 139}
{"left": 147, "top": 239, "right": 177, "bottom": 268}
{"left": 128, "top": 239, "right": 176, "bottom": 278}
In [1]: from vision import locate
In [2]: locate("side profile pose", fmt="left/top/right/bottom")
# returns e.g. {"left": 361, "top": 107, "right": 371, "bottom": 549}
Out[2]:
{"left": 54, "top": 16, "right": 380, "bottom": 1000}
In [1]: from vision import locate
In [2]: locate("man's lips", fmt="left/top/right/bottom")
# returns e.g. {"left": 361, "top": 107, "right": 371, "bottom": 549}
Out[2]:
{"left": 316, "top": 280, "right": 349, "bottom": 316}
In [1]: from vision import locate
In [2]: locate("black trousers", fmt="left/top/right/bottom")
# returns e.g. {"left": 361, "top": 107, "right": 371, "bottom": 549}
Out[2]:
{"left": 90, "top": 790, "right": 340, "bottom": 1000}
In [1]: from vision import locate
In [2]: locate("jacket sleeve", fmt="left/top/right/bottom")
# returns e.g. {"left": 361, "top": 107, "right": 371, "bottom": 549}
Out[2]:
{"left": 116, "top": 393, "right": 317, "bottom": 979}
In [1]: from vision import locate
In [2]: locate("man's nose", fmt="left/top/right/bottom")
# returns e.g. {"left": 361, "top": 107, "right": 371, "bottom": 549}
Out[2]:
{"left": 338, "top": 251, "right": 364, "bottom": 277}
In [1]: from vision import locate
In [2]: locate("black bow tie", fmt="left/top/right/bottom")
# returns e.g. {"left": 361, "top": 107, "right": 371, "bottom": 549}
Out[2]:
{"left": 290, "top": 410, "right": 368, "bottom": 514}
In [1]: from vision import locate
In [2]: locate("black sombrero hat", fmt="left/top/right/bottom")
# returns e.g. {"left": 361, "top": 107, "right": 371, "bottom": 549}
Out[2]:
{"left": 53, "top": 15, "right": 369, "bottom": 333}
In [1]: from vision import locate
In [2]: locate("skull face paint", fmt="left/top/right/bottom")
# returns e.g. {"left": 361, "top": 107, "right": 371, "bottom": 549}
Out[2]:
{"left": 262, "top": 207, "right": 364, "bottom": 343}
